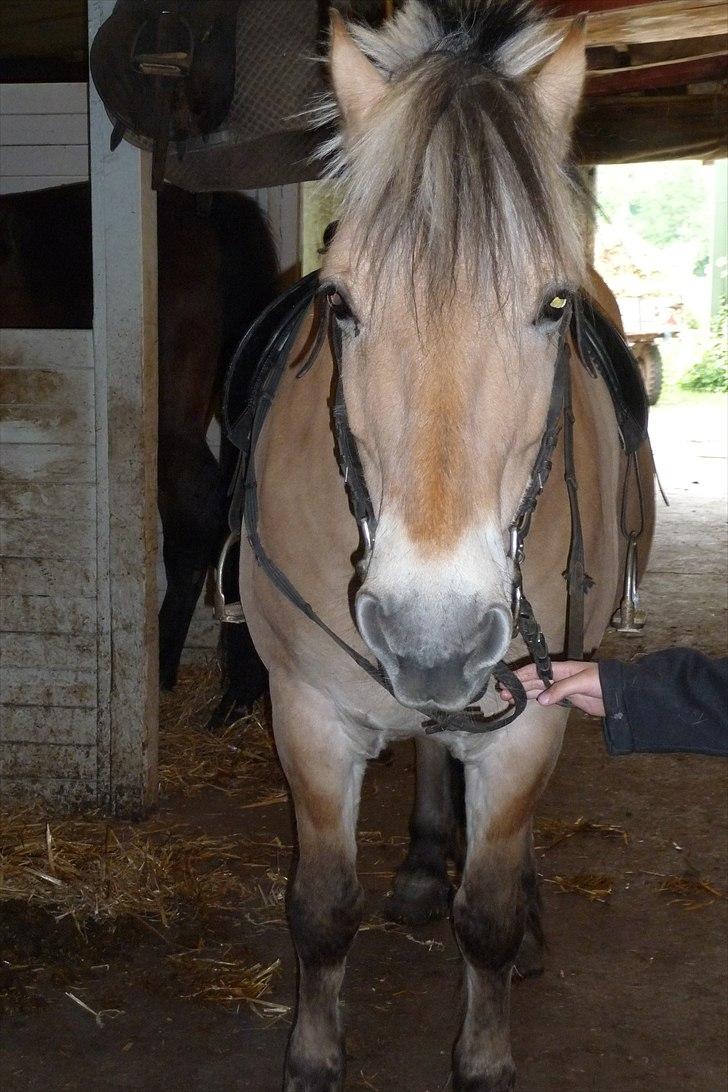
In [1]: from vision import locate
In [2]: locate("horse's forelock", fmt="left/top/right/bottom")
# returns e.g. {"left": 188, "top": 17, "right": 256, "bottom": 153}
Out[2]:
{"left": 315, "top": 0, "right": 585, "bottom": 310}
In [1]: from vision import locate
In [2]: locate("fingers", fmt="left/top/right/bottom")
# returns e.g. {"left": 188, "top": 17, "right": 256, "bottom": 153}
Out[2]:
{"left": 536, "top": 663, "right": 597, "bottom": 704}
{"left": 548, "top": 661, "right": 595, "bottom": 682}
{"left": 536, "top": 675, "right": 586, "bottom": 705}
{"left": 499, "top": 661, "right": 603, "bottom": 714}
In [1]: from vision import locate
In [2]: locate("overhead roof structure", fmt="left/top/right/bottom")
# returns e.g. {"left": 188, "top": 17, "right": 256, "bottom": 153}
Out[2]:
{"left": 553, "top": 0, "right": 727, "bottom": 161}
{"left": 1, "top": 0, "right": 726, "bottom": 163}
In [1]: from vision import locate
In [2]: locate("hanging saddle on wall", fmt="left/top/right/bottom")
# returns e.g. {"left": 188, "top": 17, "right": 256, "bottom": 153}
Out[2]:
{"left": 90, "top": 0, "right": 328, "bottom": 192}
{"left": 90, "top": 1, "right": 244, "bottom": 188}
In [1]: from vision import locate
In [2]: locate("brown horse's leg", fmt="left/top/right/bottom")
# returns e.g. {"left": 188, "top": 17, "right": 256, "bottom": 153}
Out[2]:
{"left": 451, "top": 713, "right": 565, "bottom": 1091}
{"left": 384, "top": 737, "right": 462, "bottom": 924}
{"left": 272, "top": 680, "right": 366, "bottom": 1092}
{"left": 158, "top": 434, "right": 225, "bottom": 689}
{"left": 514, "top": 829, "right": 545, "bottom": 978}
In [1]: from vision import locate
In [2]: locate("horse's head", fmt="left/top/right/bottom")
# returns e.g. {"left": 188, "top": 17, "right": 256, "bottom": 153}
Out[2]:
{"left": 319, "top": 1, "right": 587, "bottom": 712}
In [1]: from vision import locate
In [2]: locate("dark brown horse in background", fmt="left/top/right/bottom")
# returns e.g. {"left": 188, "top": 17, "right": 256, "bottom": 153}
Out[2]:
{"left": 0, "top": 181, "right": 276, "bottom": 709}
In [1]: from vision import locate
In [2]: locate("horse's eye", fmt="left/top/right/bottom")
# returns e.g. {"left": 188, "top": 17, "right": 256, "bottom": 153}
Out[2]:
{"left": 326, "top": 286, "right": 358, "bottom": 332}
{"left": 539, "top": 292, "right": 571, "bottom": 325}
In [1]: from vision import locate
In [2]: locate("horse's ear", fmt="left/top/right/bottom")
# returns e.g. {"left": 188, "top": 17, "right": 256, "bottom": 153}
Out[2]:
{"left": 329, "top": 8, "right": 386, "bottom": 131}
{"left": 532, "top": 16, "right": 587, "bottom": 158}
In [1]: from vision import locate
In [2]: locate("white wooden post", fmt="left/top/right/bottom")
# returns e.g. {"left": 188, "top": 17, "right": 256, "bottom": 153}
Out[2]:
{"left": 89, "top": 0, "right": 158, "bottom": 815}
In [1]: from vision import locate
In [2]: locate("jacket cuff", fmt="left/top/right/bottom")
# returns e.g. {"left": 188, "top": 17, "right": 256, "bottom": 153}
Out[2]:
{"left": 598, "top": 659, "right": 635, "bottom": 755}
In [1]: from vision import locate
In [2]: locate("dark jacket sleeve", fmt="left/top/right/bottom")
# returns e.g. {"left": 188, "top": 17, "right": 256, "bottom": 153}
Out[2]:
{"left": 597, "top": 649, "right": 728, "bottom": 757}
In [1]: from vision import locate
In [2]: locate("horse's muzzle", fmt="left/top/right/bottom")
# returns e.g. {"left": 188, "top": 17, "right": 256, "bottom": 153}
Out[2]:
{"left": 355, "top": 593, "right": 512, "bottom": 711}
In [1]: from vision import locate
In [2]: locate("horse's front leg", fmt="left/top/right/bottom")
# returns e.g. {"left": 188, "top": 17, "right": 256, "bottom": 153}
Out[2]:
{"left": 384, "top": 737, "right": 463, "bottom": 924}
{"left": 451, "top": 707, "right": 566, "bottom": 1091}
{"left": 272, "top": 678, "right": 367, "bottom": 1092}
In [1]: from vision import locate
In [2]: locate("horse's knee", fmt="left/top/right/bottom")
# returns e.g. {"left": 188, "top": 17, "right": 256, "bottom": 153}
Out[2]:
{"left": 453, "top": 882, "right": 524, "bottom": 973}
{"left": 289, "top": 869, "right": 363, "bottom": 968}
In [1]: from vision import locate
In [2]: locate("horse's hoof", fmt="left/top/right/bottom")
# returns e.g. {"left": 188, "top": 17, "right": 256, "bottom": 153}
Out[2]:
{"left": 284, "top": 1050, "right": 345, "bottom": 1092}
{"left": 204, "top": 684, "right": 260, "bottom": 733}
{"left": 453, "top": 1064, "right": 516, "bottom": 1092}
{"left": 159, "top": 670, "right": 177, "bottom": 692}
{"left": 513, "top": 924, "right": 545, "bottom": 979}
{"left": 382, "top": 869, "right": 453, "bottom": 925}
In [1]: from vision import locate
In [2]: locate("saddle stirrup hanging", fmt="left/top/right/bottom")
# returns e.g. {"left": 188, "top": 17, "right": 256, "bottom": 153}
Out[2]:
{"left": 612, "top": 531, "right": 645, "bottom": 634}
{"left": 213, "top": 530, "right": 246, "bottom": 624}
{"left": 612, "top": 450, "right": 647, "bottom": 635}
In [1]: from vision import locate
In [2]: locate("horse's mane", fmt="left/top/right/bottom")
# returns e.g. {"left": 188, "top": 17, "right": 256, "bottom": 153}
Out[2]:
{"left": 314, "top": 0, "right": 584, "bottom": 307}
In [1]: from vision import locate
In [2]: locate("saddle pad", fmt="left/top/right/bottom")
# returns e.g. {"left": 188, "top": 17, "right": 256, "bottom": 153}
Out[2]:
{"left": 224, "top": 275, "right": 649, "bottom": 457}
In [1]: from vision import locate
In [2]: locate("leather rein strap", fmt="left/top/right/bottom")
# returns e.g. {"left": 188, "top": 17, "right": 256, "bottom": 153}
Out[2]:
{"left": 231, "top": 277, "right": 586, "bottom": 735}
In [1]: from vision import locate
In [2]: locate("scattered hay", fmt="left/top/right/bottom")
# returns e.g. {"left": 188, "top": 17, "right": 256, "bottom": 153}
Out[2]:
{"left": 158, "top": 662, "right": 278, "bottom": 800}
{"left": 168, "top": 949, "right": 289, "bottom": 1018}
{"left": 656, "top": 870, "right": 727, "bottom": 910}
{"left": 535, "top": 816, "right": 627, "bottom": 853}
{"left": 0, "top": 809, "right": 249, "bottom": 929}
{"left": 544, "top": 873, "right": 615, "bottom": 903}
{"left": 246, "top": 868, "right": 289, "bottom": 929}
{"left": 358, "top": 830, "right": 407, "bottom": 848}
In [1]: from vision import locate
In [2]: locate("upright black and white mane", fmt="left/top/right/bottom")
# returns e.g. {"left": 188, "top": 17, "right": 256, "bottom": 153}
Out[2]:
{"left": 313, "top": 0, "right": 585, "bottom": 304}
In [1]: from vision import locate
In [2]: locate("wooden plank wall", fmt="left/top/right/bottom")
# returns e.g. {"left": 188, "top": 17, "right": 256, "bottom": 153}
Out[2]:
{"left": 0, "top": 83, "right": 89, "bottom": 195}
{"left": 2, "top": 0, "right": 158, "bottom": 814}
{"left": 0, "top": 329, "right": 99, "bottom": 807}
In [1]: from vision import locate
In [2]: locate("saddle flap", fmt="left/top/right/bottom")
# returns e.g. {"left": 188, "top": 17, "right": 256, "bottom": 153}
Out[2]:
{"left": 223, "top": 271, "right": 321, "bottom": 451}
{"left": 572, "top": 295, "right": 649, "bottom": 455}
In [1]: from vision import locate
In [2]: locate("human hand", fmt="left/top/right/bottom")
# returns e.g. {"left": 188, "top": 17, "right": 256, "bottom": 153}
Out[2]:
{"left": 500, "top": 661, "right": 606, "bottom": 718}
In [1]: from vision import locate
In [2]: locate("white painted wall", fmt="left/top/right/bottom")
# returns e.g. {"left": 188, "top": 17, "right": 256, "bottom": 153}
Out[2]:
{"left": 0, "top": 83, "right": 89, "bottom": 194}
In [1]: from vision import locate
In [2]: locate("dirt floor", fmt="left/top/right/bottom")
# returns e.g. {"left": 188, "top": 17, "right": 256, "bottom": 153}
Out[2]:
{"left": 1, "top": 392, "right": 726, "bottom": 1092}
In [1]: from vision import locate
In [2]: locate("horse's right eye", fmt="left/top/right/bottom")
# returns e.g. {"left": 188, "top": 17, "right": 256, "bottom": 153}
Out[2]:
{"left": 325, "top": 287, "right": 360, "bottom": 335}
{"left": 327, "top": 289, "right": 352, "bottom": 322}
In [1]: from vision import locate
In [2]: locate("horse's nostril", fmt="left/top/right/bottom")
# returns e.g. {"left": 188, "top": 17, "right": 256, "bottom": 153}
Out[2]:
{"left": 355, "top": 591, "right": 388, "bottom": 654}
{"left": 477, "top": 606, "right": 512, "bottom": 665}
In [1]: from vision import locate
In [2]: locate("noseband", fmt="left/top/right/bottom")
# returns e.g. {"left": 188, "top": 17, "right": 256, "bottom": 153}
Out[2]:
{"left": 224, "top": 268, "right": 594, "bottom": 735}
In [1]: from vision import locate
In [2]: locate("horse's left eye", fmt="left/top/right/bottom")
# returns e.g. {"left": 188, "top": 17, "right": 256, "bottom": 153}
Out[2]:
{"left": 538, "top": 293, "right": 571, "bottom": 325}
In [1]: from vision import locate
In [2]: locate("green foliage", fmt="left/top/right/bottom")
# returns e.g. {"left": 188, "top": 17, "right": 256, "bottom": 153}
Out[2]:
{"left": 598, "top": 162, "right": 710, "bottom": 263}
{"left": 680, "top": 298, "right": 728, "bottom": 392}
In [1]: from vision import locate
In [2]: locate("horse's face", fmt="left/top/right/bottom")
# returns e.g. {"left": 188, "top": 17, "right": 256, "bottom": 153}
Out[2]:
{"left": 324, "top": 12, "right": 586, "bottom": 712}
{"left": 323, "top": 234, "right": 573, "bottom": 711}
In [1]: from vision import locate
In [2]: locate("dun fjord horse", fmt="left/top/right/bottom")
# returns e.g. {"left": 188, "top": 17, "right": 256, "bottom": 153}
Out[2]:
{"left": 238, "top": 2, "right": 654, "bottom": 1088}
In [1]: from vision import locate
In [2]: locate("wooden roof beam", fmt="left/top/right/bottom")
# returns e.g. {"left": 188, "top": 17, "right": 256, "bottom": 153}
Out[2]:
{"left": 587, "top": 51, "right": 728, "bottom": 92}
{"left": 574, "top": 90, "right": 728, "bottom": 162}
{"left": 552, "top": 1, "right": 728, "bottom": 47}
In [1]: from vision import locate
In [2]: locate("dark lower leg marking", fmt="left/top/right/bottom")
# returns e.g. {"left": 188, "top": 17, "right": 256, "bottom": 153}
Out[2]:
{"left": 452, "top": 875, "right": 524, "bottom": 1091}
{"left": 285, "top": 865, "right": 363, "bottom": 1091}
{"left": 515, "top": 838, "right": 545, "bottom": 978}
{"left": 385, "top": 742, "right": 463, "bottom": 925}
{"left": 289, "top": 870, "right": 363, "bottom": 968}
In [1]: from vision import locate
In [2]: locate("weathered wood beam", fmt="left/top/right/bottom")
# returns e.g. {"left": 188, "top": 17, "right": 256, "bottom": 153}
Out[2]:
{"left": 0, "top": 0, "right": 86, "bottom": 59}
{"left": 587, "top": 51, "right": 728, "bottom": 92}
{"left": 627, "top": 32, "right": 728, "bottom": 63}
{"left": 553, "top": 1, "right": 728, "bottom": 47}
{"left": 574, "top": 90, "right": 728, "bottom": 162}
{"left": 89, "top": 0, "right": 159, "bottom": 817}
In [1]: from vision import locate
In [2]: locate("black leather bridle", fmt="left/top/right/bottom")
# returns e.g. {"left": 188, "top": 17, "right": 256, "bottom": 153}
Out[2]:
{"left": 227, "top": 272, "right": 589, "bottom": 735}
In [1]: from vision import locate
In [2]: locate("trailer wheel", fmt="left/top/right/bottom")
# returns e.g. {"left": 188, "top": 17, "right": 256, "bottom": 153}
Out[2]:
{"left": 635, "top": 342, "right": 663, "bottom": 405}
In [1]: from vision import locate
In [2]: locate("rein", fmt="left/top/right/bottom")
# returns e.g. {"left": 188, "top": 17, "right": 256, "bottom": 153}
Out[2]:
{"left": 230, "top": 274, "right": 586, "bottom": 735}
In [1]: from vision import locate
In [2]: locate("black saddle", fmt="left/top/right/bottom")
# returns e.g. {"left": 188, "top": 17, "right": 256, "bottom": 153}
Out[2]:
{"left": 90, "top": 1, "right": 243, "bottom": 188}
{"left": 224, "top": 275, "right": 649, "bottom": 459}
